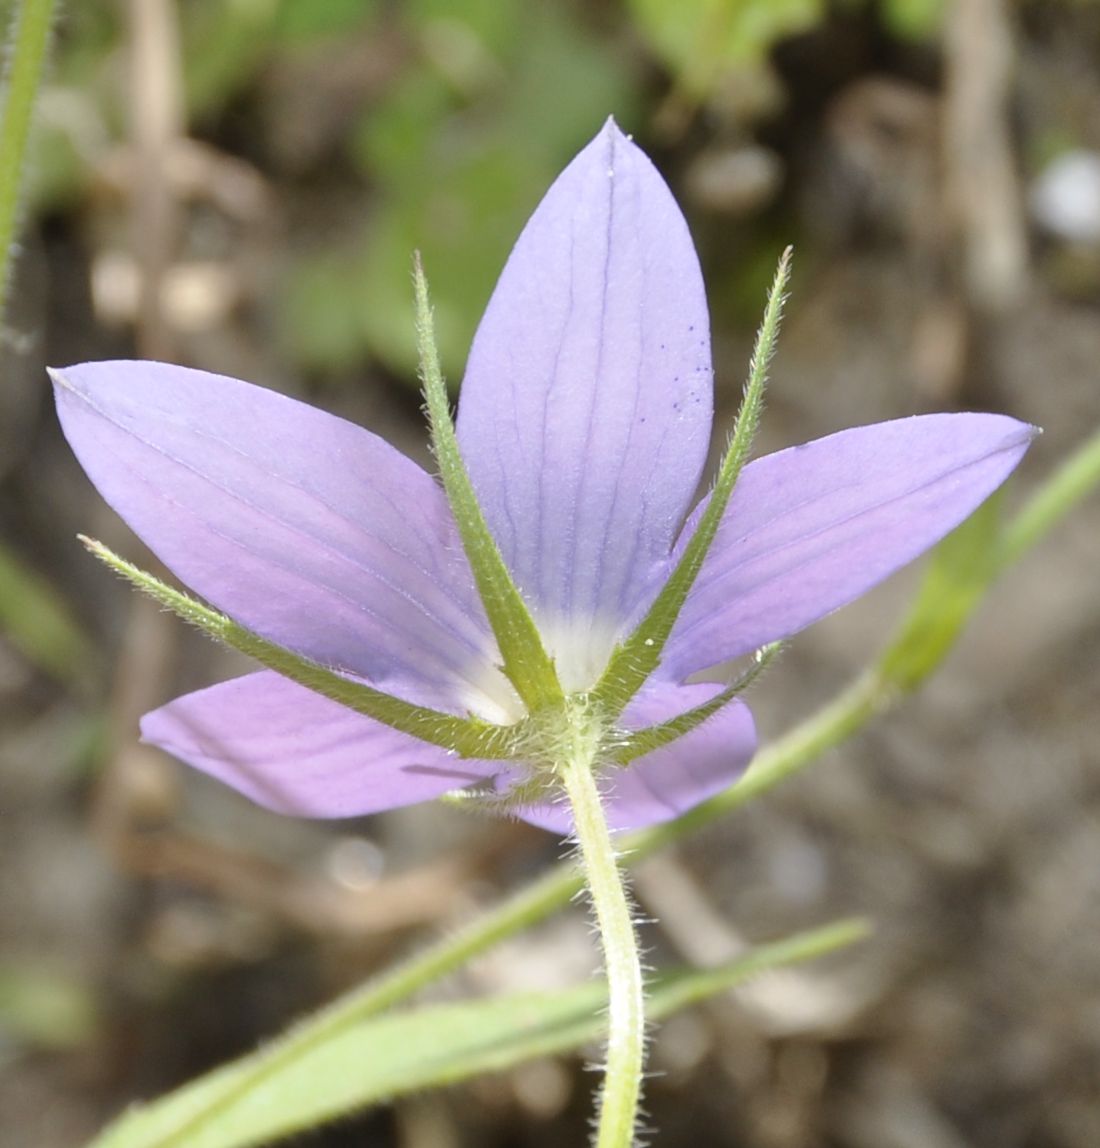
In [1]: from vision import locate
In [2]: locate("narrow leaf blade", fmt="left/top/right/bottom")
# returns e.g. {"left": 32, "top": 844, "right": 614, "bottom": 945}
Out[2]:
{"left": 89, "top": 919, "right": 867, "bottom": 1148}
{"left": 876, "top": 497, "right": 1001, "bottom": 692}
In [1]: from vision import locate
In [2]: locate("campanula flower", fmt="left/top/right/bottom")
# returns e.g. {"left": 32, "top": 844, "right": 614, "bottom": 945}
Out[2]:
{"left": 52, "top": 122, "right": 1034, "bottom": 834}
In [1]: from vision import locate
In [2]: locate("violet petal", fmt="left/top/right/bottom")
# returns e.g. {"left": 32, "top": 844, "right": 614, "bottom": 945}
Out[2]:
{"left": 141, "top": 671, "right": 499, "bottom": 818}
{"left": 661, "top": 413, "right": 1036, "bottom": 679}
{"left": 456, "top": 121, "right": 713, "bottom": 683}
{"left": 52, "top": 361, "right": 506, "bottom": 713}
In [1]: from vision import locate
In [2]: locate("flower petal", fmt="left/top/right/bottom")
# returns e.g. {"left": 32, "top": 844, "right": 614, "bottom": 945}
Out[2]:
{"left": 141, "top": 671, "right": 499, "bottom": 818}
{"left": 456, "top": 121, "right": 713, "bottom": 680}
{"left": 53, "top": 361, "right": 506, "bottom": 714}
{"left": 661, "top": 413, "right": 1035, "bottom": 679}
{"left": 506, "top": 683, "right": 757, "bottom": 835}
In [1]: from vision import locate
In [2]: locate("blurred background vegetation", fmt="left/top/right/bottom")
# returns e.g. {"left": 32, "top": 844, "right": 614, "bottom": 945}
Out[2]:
{"left": 2, "top": 1, "right": 1099, "bottom": 1145}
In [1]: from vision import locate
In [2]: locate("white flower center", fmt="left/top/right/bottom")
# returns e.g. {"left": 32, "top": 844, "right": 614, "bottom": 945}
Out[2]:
{"left": 539, "top": 616, "right": 622, "bottom": 694}
{"left": 460, "top": 665, "right": 525, "bottom": 726}
{"left": 459, "top": 616, "right": 622, "bottom": 727}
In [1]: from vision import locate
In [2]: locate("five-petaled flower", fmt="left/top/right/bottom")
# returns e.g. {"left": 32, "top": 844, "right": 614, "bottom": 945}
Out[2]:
{"left": 53, "top": 122, "right": 1034, "bottom": 834}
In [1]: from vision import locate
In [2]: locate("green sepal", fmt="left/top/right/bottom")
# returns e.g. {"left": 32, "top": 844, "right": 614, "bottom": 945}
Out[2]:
{"left": 611, "top": 641, "right": 783, "bottom": 765}
{"left": 413, "top": 254, "right": 563, "bottom": 714}
{"left": 591, "top": 248, "right": 793, "bottom": 720}
{"left": 81, "top": 537, "right": 521, "bottom": 761}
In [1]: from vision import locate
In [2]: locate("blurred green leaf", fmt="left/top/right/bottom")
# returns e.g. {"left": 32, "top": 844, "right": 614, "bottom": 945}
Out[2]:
{"left": 24, "top": 113, "right": 88, "bottom": 210}
{"left": 0, "top": 540, "right": 95, "bottom": 685}
{"left": 407, "top": 0, "right": 523, "bottom": 62}
{"left": 181, "top": 0, "right": 279, "bottom": 118}
{"left": 22, "top": 1, "right": 117, "bottom": 211}
{"left": 497, "top": 2, "right": 635, "bottom": 160}
{"left": 878, "top": 0, "right": 946, "bottom": 40}
{"left": 629, "top": 0, "right": 821, "bottom": 97}
{"left": 352, "top": 69, "right": 453, "bottom": 187}
{"left": 90, "top": 919, "right": 866, "bottom": 1148}
{"left": 279, "top": 245, "right": 374, "bottom": 373}
{"left": 0, "top": 961, "right": 98, "bottom": 1049}
{"left": 272, "top": 0, "right": 377, "bottom": 44}
{"left": 356, "top": 142, "right": 544, "bottom": 377}
{"left": 284, "top": 1, "right": 638, "bottom": 380}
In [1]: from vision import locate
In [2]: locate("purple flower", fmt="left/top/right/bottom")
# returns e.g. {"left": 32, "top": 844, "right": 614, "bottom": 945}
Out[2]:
{"left": 52, "top": 122, "right": 1034, "bottom": 834}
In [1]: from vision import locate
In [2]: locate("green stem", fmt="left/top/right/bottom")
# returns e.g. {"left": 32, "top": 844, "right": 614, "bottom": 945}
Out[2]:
{"left": 0, "top": 0, "right": 56, "bottom": 320}
{"left": 557, "top": 713, "right": 644, "bottom": 1148}
{"left": 997, "top": 423, "right": 1100, "bottom": 570}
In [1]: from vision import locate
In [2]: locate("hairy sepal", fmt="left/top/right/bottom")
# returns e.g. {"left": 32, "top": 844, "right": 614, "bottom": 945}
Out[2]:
{"left": 414, "top": 254, "right": 563, "bottom": 714}
{"left": 592, "top": 249, "right": 792, "bottom": 720}
{"left": 82, "top": 537, "right": 521, "bottom": 761}
{"left": 610, "top": 642, "right": 782, "bottom": 765}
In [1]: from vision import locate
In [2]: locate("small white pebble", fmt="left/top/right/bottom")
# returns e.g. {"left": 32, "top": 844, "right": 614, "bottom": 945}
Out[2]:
{"left": 326, "top": 836, "right": 385, "bottom": 890}
{"left": 1030, "top": 149, "right": 1100, "bottom": 244}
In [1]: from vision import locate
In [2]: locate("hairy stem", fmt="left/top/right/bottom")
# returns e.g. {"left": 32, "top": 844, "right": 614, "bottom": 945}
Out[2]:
{"left": 558, "top": 714, "right": 644, "bottom": 1148}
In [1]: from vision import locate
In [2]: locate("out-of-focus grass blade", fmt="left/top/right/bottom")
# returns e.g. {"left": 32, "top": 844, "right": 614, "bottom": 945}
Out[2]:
{"left": 0, "top": 539, "right": 95, "bottom": 686}
{"left": 89, "top": 918, "right": 867, "bottom": 1148}
{"left": 877, "top": 495, "right": 1002, "bottom": 692}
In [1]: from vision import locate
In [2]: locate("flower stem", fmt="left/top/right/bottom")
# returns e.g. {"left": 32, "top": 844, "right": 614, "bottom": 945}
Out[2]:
{"left": 997, "top": 422, "right": 1100, "bottom": 570}
{"left": 558, "top": 717, "right": 644, "bottom": 1148}
{"left": 0, "top": 0, "right": 56, "bottom": 320}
